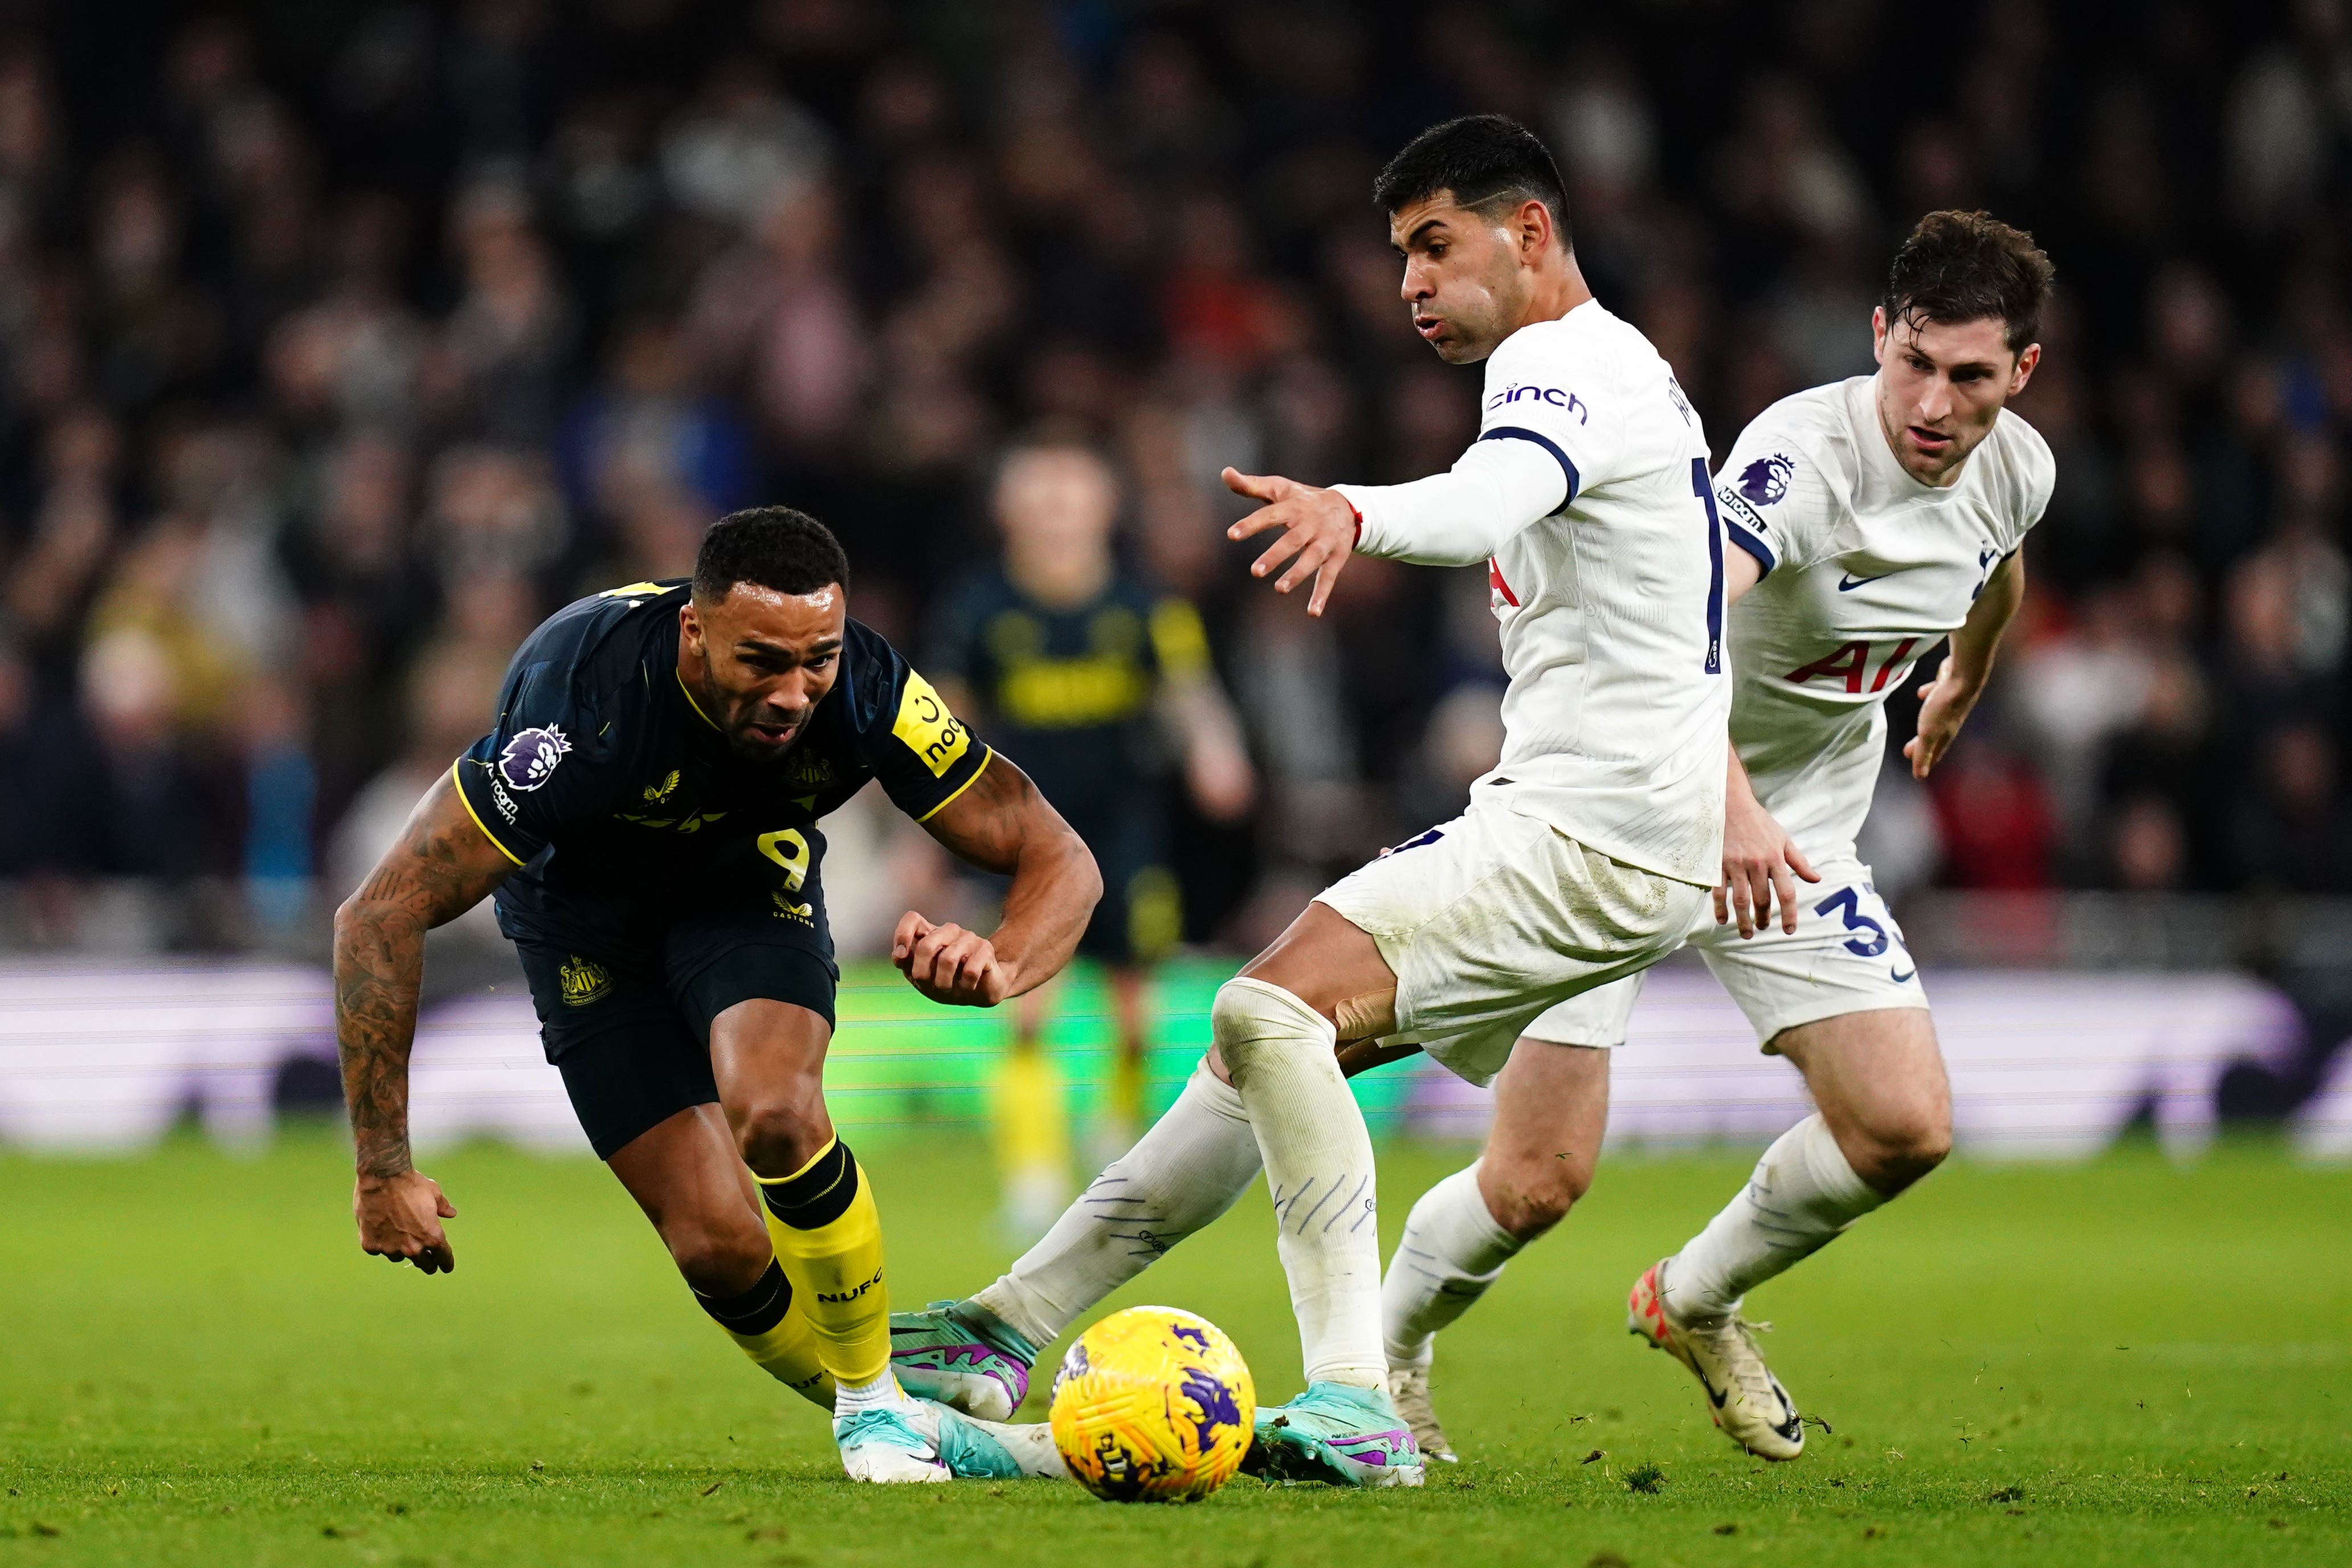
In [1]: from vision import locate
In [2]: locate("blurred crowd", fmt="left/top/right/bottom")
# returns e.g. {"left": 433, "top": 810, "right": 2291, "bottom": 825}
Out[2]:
{"left": 0, "top": 0, "right": 2348, "bottom": 954}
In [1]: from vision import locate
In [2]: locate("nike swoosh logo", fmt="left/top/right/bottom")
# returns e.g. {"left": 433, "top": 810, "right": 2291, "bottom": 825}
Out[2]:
{"left": 1838, "top": 572, "right": 1888, "bottom": 591}
{"left": 1890, "top": 966, "right": 1916, "bottom": 983}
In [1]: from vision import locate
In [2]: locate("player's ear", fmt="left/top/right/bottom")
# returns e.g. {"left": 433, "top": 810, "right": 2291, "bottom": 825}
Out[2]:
{"left": 679, "top": 599, "right": 704, "bottom": 654}
{"left": 1870, "top": 306, "right": 1889, "bottom": 363}
{"left": 2008, "top": 342, "right": 2041, "bottom": 397}
{"left": 1520, "top": 197, "right": 1551, "bottom": 260}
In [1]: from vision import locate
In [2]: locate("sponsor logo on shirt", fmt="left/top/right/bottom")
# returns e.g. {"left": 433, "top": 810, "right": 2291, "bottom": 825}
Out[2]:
{"left": 1736, "top": 453, "right": 1797, "bottom": 507}
{"left": 558, "top": 956, "right": 612, "bottom": 1006}
{"left": 498, "top": 726, "right": 573, "bottom": 792}
{"left": 642, "top": 769, "right": 680, "bottom": 803}
{"left": 1484, "top": 383, "right": 1589, "bottom": 422}
{"left": 771, "top": 892, "right": 814, "bottom": 925}
{"left": 892, "top": 668, "right": 973, "bottom": 778}
{"left": 488, "top": 772, "right": 520, "bottom": 824}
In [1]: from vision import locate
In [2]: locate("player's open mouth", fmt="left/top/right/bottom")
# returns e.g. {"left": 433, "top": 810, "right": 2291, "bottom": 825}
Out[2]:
{"left": 746, "top": 720, "right": 799, "bottom": 745}
{"left": 1908, "top": 426, "right": 1951, "bottom": 448}
{"left": 1415, "top": 317, "right": 1445, "bottom": 340}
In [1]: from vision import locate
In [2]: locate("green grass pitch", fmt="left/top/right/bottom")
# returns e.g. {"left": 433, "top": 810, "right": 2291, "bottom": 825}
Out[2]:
{"left": 1, "top": 1130, "right": 2345, "bottom": 1566}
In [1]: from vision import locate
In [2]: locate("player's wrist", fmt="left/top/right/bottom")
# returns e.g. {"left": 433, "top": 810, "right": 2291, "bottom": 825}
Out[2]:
{"left": 354, "top": 1154, "right": 416, "bottom": 1185}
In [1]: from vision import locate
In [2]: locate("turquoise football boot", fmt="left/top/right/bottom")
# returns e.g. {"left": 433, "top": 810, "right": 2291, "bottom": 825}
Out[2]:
{"left": 889, "top": 1298, "right": 1039, "bottom": 1420}
{"left": 1242, "top": 1381, "right": 1425, "bottom": 1488}
{"left": 907, "top": 1399, "right": 1069, "bottom": 1481}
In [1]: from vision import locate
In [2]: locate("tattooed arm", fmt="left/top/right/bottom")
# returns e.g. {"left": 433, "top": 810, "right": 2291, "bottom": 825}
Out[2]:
{"left": 891, "top": 753, "right": 1101, "bottom": 1007}
{"left": 333, "top": 773, "right": 518, "bottom": 1273}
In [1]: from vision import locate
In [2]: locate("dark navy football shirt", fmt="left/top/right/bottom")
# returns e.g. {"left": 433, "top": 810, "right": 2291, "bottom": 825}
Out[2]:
{"left": 455, "top": 579, "right": 990, "bottom": 956}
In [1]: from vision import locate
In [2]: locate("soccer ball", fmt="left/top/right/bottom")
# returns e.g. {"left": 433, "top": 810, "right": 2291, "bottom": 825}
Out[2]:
{"left": 1047, "top": 1305, "right": 1256, "bottom": 1502}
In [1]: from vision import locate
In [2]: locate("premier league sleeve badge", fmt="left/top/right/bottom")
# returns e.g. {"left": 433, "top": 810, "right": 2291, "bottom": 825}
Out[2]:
{"left": 497, "top": 725, "right": 573, "bottom": 791}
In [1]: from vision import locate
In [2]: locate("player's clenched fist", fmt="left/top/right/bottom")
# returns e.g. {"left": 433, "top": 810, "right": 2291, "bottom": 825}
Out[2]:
{"left": 353, "top": 1169, "right": 458, "bottom": 1275}
{"left": 893, "top": 910, "right": 1011, "bottom": 1006}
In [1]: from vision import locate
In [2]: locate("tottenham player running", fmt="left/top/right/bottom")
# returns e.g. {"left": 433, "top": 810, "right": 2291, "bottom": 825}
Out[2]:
{"left": 893, "top": 115, "right": 1729, "bottom": 1488}
{"left": 333, "top": 508, "right": 1099, "bottom": 1483}
{"left": 1384, "top": 211, "right": 2055, "bottom": 1464}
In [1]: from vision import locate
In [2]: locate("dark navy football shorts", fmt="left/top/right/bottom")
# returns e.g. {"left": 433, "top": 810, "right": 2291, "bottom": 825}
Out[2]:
{"left": 513, "top": 878, "right": 840, "bottom": 1161}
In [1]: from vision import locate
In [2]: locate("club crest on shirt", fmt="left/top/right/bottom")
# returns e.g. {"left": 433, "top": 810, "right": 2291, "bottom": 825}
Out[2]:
{"left": 1736, "top": 453, "right": 1798, "bottom": 507}
{"left": 498, "top": 725, "right": 572, "bottom": 791}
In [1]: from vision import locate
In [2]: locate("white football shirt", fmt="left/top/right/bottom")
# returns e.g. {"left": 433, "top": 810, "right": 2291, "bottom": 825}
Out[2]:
{"left": 1713, "top": 373, "right": 2055, "bottom": 861}
{"left": 1337, "top": 299, "right": 1729, "bottom": 887}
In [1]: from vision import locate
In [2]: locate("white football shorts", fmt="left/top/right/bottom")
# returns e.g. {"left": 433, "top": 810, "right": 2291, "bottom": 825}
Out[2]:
{"left": 1314, "top": 798, "right": 1709, "bottom": 1087}
{"left": 1520, "top": 856, "right": 1929, "bottom": 1051}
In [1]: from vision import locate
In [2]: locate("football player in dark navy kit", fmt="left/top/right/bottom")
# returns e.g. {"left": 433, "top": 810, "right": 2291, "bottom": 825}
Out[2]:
{"left": 930, "top": 442, "right": 1253, "bottom": 1236}
{"left": 332, "top": 507, "right": 1100, "bottom": 1483}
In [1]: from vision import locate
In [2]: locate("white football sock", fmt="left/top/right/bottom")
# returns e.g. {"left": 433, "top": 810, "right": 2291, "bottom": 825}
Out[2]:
{"left": 974, "top": 1060, "right": 1261, "bottom": 1349}
{"left": 1665, "top": 1112, "right": 1883, "bottom": 1324}
{"left": 1215, "top": 975, "right": 1386, "bottom": 1391}
{"left": 832, "top": 1367, "right": 905, "bottom": 1417}
{"left": 1382, "top": 1161, "right": 1523, "bottom": 1370}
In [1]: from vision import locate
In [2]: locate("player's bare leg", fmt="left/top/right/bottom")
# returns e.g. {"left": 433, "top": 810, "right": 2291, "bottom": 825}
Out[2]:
{"left": 704, "top": 999, "right": 1061, "bottom": 1480}
{"left": 704, "top": 1000, "right": 937, "bottom": 1479}
{"left": 1209, "top": 902, "right": 1423, "bottom": 1486}
{"left": 1777, "top": 1010, "right": 1952, "bottom": 1194}
{"left": 607, "top": 1102, "right": 836, "bottom": 1409}
{"left": 1382, "top": 1041, "right": 1608, "bottom": 1460}
{"left": 1636, "top": 1008, "right": 1947, "bottom": 1460}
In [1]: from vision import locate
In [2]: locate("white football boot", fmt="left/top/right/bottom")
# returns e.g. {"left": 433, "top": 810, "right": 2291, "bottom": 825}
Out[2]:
{"left": 1627, "top": 1259, "right": 1804, "bottom": 1461}
{"left": 834, "top": 1404, "right": 952, "bottom": 1483}
{"left": 1386, "top": 1365, "right": 1459, "bottom": 1463}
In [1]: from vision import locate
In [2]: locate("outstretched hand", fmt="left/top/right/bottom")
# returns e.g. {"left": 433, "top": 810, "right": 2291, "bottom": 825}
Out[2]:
{"left": 1223, "top": 467, "right": 1359, "bottom": 617}
{"left": 893, "top": 910, "right": 1012, "bottom": 1006}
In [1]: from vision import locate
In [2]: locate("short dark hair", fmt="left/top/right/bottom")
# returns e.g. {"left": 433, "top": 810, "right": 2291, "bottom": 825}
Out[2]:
{"left": 1883, "top": 211, "right": 2055, "bottom": 355}
{"left": 692, "top": 505, "right": 851, "bottom": 602}
{"left": 1373, "top": 114, "right": 1571, "bottom": 250}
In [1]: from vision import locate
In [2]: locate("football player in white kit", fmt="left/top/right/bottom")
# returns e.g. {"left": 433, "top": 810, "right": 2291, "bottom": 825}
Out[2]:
{"left": 888, "top": 115, "right": 1730, "bottom": 1487}
{"left": 1382, "top": 210, "right": 2057, "bottom": 1465}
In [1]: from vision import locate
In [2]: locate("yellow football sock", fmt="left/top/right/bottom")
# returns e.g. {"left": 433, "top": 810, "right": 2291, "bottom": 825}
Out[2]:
{"left": 755, "top": 1138, "right": 893, "bottom": 1389}
{"left": 691, "top": 1256, "right": 834, "bottom": 1410}
{"left": 1109, "top": 1046, "right": 1146, "bottom": 1134}
{"left": 992, "top": 1040, "right": 1071, "bottom": 1177}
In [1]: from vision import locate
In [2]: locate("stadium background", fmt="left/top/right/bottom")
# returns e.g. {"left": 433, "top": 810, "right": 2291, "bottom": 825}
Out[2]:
{"left": 1, "top": 5, "right": 2349, "bottom": 1565}
{"left": 0, "top": 0, "right": 2346, "bottom": 1149}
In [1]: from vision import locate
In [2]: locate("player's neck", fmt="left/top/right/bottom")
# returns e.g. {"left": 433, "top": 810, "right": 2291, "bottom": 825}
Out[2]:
{"left": 1007, "top": 545, "right": 1112, "bottom": 609}
{"left": 1510, "top": 251, "right": 1594, "bottom": 336}
{"left": 673, "top": 640, "right": 720, "bottom": 726}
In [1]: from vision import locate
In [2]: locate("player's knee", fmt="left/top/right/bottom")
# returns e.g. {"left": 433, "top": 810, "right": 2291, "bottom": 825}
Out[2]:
{"left": 664, "top": 1216, "right": 773, "bottom": 1297}
{"left": 733, "top": 1095, "right": 830, "bottom": 1179}
{"left": 1849, "top": 1105, "right": 1951, "bottom": 1195}
{"left": 1480, "top": 1155, "right": 1588, "bottom": 1240}
{"left": 1210, "top": 976, "right": 1326, "bottom": 1076}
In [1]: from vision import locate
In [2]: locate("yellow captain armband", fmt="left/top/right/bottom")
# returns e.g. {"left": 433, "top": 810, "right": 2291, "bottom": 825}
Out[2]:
{"left": 1149, "top": 598, "right": 1210, "bottom": 679}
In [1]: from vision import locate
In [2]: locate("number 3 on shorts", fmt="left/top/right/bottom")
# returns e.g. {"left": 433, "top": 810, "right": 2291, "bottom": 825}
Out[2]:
{"left": 758, "top": 828, "right": 811, "bottom": 890}
{"left": 1812, "top": 885, "right": 1891, "bottom": 958}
